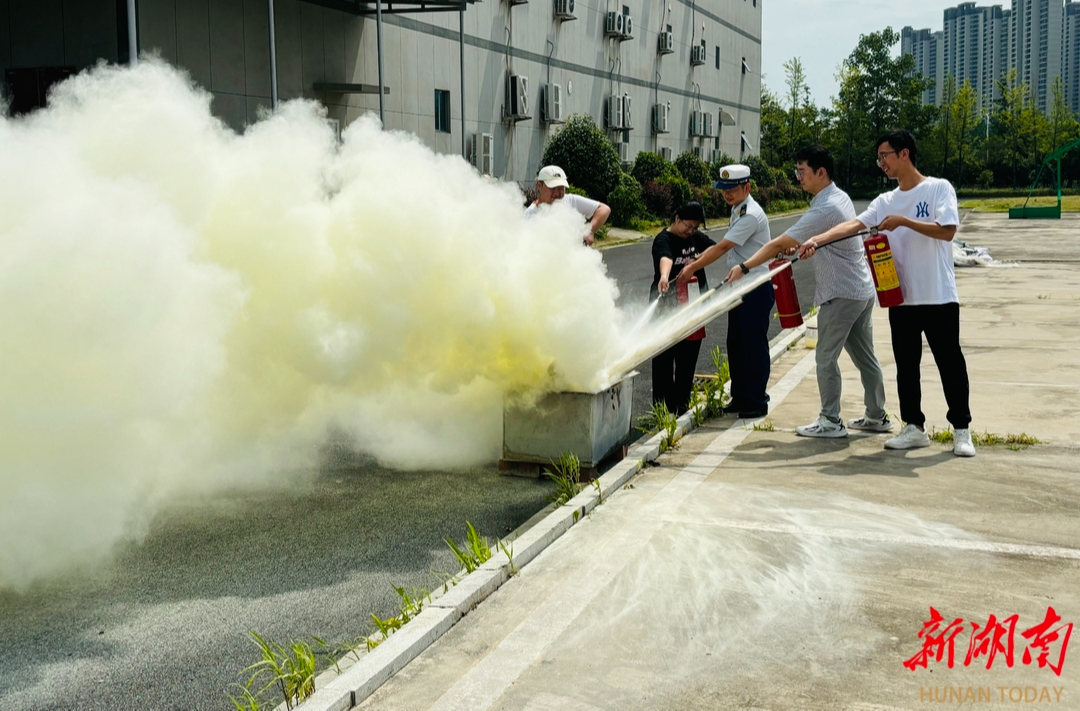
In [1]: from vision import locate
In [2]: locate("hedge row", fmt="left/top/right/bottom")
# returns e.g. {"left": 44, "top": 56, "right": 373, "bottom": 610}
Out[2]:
{"left": 539, "top": 113, "right": 809, "bottom": 228}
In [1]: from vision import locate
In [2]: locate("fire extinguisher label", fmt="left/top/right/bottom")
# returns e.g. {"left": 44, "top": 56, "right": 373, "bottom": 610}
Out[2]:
{"left": 870, "top": 249, "right": 900, "bottom": 291}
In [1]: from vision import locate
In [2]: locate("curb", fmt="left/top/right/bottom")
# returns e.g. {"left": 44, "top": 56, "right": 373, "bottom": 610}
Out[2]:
{"left": 295, "top": 325, "right": 809, "bottom": 711}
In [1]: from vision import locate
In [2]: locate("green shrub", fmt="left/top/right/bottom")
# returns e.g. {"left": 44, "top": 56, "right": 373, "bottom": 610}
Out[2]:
{"left": 692, "top": 186, "right": 730, "bottom": 219}
{"left": 641, "top": 180, "right": 675, "bottom": 219}
{"left": 744, "top": 155, "right": 775, "bottom": 187}
{"left": 708, "top": 153, "right": 737, "bottom": 182}
{"left": 566, "top": 184, "right": 589, "bottom": 197}
{"left": 656, "top": 174, "right": 692, "bottom": 208}
{"left": 541, "top": 114, "right": 622, "bottom": 202}
{"left": 606, "top": 173, "right": 646, "bottom": 227}
{"left": 674, "top": 151, "right": 712, "bottom": 187}
{"left": 631, "top": 151, "right": 679, "bottom": 186}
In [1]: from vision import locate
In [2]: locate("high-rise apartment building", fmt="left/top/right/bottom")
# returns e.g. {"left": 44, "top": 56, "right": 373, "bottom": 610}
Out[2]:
{"left": 1010, "top": 0, "right": 1064, "bottom": 112}
{"left": 942, "top": 3, "right": 1010, "bottom": 109}
{"left": 1065, "top": 0, "right": 1080, "bottom": 112}
{"left": 902, "top": 26, "right": 944, "bottom": 104}
{"left": 904, "top": 1, "right": 1074, "bottom": 115}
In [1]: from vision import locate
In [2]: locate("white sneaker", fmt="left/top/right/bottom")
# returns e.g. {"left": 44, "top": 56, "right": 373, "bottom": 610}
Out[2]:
{"left": 885, "top": 423, "right": 931, "bottom": 450}
{"left": 847, "top": 415, "right": 894, "bottom": 433}
{"left": 953, "top": 428, "right": 976, "bottom": 457}
{"left": 796, "top": 416, "right": 848, "bottom": 438}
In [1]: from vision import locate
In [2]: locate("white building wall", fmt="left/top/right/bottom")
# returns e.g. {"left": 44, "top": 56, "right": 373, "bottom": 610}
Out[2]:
{"left": 1, "top": 0, "right": 762, "bottom": 184}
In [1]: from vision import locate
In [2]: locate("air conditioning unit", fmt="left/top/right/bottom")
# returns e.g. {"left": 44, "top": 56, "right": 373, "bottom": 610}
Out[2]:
{"left": 505, "top": 74, "right": 530, "bottom": 120}
{"left": 659, "top": 147, "right": 673, "bottom": 161}
{"left": 605, "top": 11, "right": 625, "bottom": 38}
{"left": 605, "top": 94, "right": 625, "bottom": 130}
{"left": 703, "top": 111, "right": 714, "bottom": 137}
{"left": 621, "top": 94, "right": 633, "bottom": 130}
{"left": 652, "top": 103, "right": 669, "bottom": 134}
{"left": 615, "top": 141, "right": 629, "bottom": 164}
{"left": 691, "top": 44, "right": 707, "bottom": 66}
{"left": 553, "top": 0, "right": 576, "bottom": 21}
{"left": 542, "top": 83, "right": 564, "bottom": 123}
{"left": 658, "top": 31, "right": 674, "bottom": 55}
{"left": 689, "top": 109, "right": 703, "bottom": 137}
{"left": 472, "top": 133, "right": 493, "bottom": 174}
{"left": 622, "top": 15, "right": 633, "bottom": 39}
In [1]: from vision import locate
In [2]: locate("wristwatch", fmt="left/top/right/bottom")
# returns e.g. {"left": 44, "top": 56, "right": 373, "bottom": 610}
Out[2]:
{"left": 739, "top": 262, "right": 750, "bottom": 275}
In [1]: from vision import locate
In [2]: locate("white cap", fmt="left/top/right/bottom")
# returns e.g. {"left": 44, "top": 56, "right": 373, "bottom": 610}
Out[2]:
{"left": 537, "top": 165, "right": 570, "bottom": 188}
{"left": 713, "top": 164, "right": 751, "bottom": 189}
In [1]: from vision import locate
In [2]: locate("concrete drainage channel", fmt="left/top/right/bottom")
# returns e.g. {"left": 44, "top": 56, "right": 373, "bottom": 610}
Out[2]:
{"left": 297, "top": 325, "right": 808, "bottom": 711}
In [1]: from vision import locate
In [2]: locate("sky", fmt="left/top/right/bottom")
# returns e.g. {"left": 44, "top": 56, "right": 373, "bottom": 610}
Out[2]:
{"left": 761, "top": 0, "right": 957, "bottom": 106}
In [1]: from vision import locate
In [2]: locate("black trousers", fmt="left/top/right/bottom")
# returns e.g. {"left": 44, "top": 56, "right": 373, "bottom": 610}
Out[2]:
{"left": 652, "top": 338, "right": 703, "bottom": 416}
{"left": 888, "top": 303, "right": 971, "bottom": 429}
{"left": 727, "top": 281, "right": 774, "bottom": 413}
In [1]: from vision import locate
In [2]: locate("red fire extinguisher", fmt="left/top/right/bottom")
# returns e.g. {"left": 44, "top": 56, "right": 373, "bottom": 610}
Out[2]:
{"left": 675, "top": 276, "right": 706, "bottom": 341}
{"left": 768, "top": 259, "right": 804, "bottom": 329}
{"left": 863, "top": 233, "right": 905, "bottom": 308}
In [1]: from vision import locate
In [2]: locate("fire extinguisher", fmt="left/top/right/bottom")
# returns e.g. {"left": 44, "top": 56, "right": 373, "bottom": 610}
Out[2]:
{"left": 863, "top": 233, "right": 905, "bottom": 308}
{"left": 768, "top": 260, "right": 804, "bottom": 329}
{"left": 675, "top": 276, "right": 707, "bottom": 341}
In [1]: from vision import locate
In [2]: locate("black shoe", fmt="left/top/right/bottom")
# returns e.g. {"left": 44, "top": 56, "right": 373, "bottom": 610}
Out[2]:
{"left": 738, "top": 409, "right": 769, "bottom": 419}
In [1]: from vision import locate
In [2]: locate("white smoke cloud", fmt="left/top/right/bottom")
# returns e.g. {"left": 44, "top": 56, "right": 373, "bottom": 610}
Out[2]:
{"left": 0, "top": 60, "right": 628, "bottom": 590}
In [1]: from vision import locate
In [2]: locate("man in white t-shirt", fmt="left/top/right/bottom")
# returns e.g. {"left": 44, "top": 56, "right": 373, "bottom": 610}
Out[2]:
{"left": 524, "top": 165, "right": 611, "bottom": 246}
{"left": 797, "top": 129, "right": 975, "bottom": 457}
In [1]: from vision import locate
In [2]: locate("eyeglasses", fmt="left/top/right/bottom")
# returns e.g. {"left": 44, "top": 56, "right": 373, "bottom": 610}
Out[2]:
{"left": 876, "top": 150, "right": 897, "bottom": 165}
{"left": 794, "top": 168, "right": 809, "bottom": 179}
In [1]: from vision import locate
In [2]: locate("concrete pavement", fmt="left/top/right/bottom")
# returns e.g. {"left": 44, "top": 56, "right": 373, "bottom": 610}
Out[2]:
{"left": 351, "top": 213, "right": 1080, "bottom": 710}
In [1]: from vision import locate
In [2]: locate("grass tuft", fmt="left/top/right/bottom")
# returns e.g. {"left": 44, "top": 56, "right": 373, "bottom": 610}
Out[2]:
{"left": 445, "top": 521, "right": 493, "bottom": 574}
{"left": 751, "top": 420, "right": 775, "bottom": 432}
{"left": 545, "top": 450, "right": 583, "bottom": 507}
{"left": 928, "top": 427, "right": 1041, "bottom": 448}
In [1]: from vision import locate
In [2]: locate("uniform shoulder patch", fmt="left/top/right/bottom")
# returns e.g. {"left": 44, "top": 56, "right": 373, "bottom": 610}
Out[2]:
{"left": 738, "top": 204, "right": 747, "bottom": 216}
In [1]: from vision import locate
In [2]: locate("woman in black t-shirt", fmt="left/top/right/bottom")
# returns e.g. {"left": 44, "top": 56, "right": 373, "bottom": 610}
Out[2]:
{"left": 650, "top": 202, "right": 714, "bottom": 415}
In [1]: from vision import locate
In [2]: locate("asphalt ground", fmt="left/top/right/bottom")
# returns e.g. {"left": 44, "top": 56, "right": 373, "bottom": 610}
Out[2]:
{"left": 0, "top": 206, "right": 835, "bottom": 711}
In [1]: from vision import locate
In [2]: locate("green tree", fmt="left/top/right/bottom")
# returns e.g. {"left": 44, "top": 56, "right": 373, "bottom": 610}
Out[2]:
{"left": 823, "top": 63, "right": 868, "bottom": 191}
{"left": 837, "top": 28, "right": 934, "bottom": 191}
{"left": 540, "top": 114, "right": 621, "bottom": 201}
{"left": 993, "top": 70, "right": 1041, "bottom": 188}
{"left": 950, "top": 79, "right": 980, "bottom": 186}
{"left": 759, "top": 85, "right": 787, "bottom": 167}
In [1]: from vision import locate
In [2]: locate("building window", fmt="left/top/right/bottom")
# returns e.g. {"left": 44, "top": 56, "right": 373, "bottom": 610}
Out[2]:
{"left": 715, "top": 46, "right": 720, "bottom": 69}
{"left": 435, "top": 89, "right": 451, "bottom": 133}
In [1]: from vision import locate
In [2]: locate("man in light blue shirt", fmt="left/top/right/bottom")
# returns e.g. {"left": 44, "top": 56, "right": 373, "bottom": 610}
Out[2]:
{"left": 678, "top": 164, "right": 773, "bottom": 418}
{"left": 723, "top": 145, "right": 889, "bottom": 439}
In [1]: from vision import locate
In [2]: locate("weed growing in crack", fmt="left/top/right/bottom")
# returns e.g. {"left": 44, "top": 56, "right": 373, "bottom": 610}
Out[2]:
{"left": 239, "top": 631, "right": 318, "bottom": 711}
{"left": 641, "top": 402, "right": 680, "bottom": 452}
{"left": 546, "top": 450, "right": 583, "bottom": 507}
{"left": 445, "top": 521, "right": 492, "bottom": 573}
{"left": 752, "top": 420, "right": 775, "bottom": 432}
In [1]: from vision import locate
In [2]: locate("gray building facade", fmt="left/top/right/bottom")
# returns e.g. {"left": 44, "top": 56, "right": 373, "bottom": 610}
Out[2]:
{"left": 1065, "top": 0, "right": 1080, "bottom": 112}
{"left": 0, "top": 0, "right": 762, "bottom": 184}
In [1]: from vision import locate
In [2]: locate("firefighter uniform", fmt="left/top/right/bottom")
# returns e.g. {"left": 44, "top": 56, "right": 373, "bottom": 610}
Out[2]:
{"left": 715, "top": 166, "right": 774, "bottom": 418}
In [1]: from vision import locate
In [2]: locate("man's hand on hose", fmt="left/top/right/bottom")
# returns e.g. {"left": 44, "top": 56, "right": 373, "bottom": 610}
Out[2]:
{"left": 675, "top": 265, "right": 698, "bottom": 283}
{"left": 798, "top": 238, "right": 819, "bottom": 259}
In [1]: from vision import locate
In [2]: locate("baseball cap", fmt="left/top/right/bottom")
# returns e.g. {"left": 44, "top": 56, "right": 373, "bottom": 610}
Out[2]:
{"left": 537, "top": 165, "right": 570, "bottom": 188}
{"left": 713, "top": 164, "right": 751, "bottom": 189}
